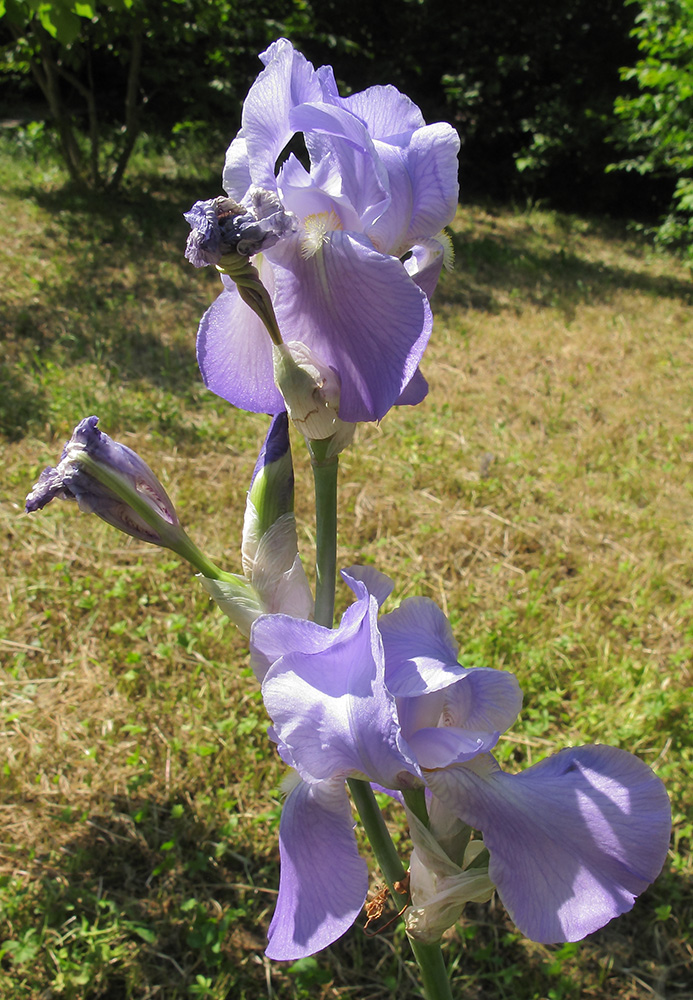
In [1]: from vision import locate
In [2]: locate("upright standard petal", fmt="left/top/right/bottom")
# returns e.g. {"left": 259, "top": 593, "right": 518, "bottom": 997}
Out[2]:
{"left": 367, "top": 124, "right": 461, "bottom": 257}
{"left": 380, "top": 597, "right": 523, "bottom": 737}
{"left": 260, "top": 581, "right": 418, "bottom": 789}
{"left": 426, "top": 746, "right": 671, "bottom": 943}
{"left": 239, "top": 39, "right": 323, "bottom": 193}
{"left": 266, "top": 777, "right": 369, "bottom": 960}
{"left": 338, "top": 84, "right": 426, "bottom": 140}
{"left": 289, "top": 102, "right": 391, "bottom": 230}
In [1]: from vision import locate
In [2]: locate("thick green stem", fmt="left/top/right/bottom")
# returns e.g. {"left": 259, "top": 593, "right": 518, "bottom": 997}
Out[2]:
{"left": 347, "top": 779, "right": 453, "bottom": 1000}
{"left": 403, "top": 787, "right": 430, "bottom": 829}
{"left": 308, "top": 437, "right": 452, "bottom": 1000}
{"left": 347, "top": 778, "right": 408, "bottom": 908}
{"left": 408, "top": 939, "right": 454, "bottom": 1000}
{"left": 310, "top": 441, "right": 339, "bottom": 628}
{"left": 169, "top": 532, "right": 229, "bottom": 581}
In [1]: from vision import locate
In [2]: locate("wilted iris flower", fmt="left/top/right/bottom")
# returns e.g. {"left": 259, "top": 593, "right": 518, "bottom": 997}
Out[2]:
{"left": 25, "top": 416, "right": 311, "bottom": 636}
{"left": 25, "top": 415, "right": 184, "bottom": 548}
{"left": 187, "top": 38, "right": 460, "bottom": 424}
{"left": 250, "top": 568, "right": 671, "bottom": 959}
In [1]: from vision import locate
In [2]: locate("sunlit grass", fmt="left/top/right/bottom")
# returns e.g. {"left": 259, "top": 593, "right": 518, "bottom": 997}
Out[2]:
{"left": 1, "top": 139, "right": 691, "bottom": 999}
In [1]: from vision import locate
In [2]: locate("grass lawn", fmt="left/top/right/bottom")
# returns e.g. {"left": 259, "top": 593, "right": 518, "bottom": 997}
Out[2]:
{"left": 1, "top": 136, "right": 691, "bottom": 999}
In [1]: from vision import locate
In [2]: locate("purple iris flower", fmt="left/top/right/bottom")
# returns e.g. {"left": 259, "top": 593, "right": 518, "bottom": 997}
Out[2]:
{"left": 193, "top": 38, "right": 460, "bottom": 423}
{"left": 250, "top": 568, "right": 671, "bottom": 959}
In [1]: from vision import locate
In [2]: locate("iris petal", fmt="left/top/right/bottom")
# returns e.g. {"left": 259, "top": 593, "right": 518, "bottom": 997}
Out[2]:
{"left": 266, "top": 777, "right": 369, "bottom": 960}
{"left": 368, "top": 124, "right": 460, "bottom": 256}
{"left": 196, "top": 272, "right": 285, "bottom": 414}
{"left": 268, "top": 231, "right": 432, "bottom": 421}
{"left": 240, "top": 39, "right": 323, "bottom": 193}
{"left": 339, "top": 84, "right": 426, "bottom": 139}
{"left": 290, "top": 102, "right": 390, "bottom": 228}
{"left": 260, "top": 585, "right": 418, "bottom": 788}
{"left": 426, "top": 746, "right": 671, "bottom": 943}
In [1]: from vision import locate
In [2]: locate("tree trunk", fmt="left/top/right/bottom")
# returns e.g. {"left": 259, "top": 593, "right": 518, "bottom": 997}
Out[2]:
{"left": 108, "top": 24, "right": 144, "bottom": 191}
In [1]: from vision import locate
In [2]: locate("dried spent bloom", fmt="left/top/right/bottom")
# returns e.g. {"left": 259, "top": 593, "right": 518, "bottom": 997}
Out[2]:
{"left": 184, "top": 190, "right": 298, "bottom": 268}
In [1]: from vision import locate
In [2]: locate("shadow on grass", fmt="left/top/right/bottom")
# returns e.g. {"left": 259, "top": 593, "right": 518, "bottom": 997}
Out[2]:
{"left": 0, "top": 362, "right": 50, "bottom": 441}
{"left": 4, "top": 792, "right": 688, "bottom": 1000}
{"left": 441, "top": 219, "right": 693, "bottom": 318}
{"left": 4, "top": 794, "right": 274, "bottom": 998}
{"left": 2, "top": 178, "right": 218, "bottom": 411}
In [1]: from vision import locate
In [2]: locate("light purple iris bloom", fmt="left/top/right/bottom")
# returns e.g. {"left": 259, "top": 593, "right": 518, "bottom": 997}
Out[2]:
{"left": 194, "top": 38, "right": 460, "bottom": 423}
{"left": 251, "top": 568, "right": 671, "bottom": 960}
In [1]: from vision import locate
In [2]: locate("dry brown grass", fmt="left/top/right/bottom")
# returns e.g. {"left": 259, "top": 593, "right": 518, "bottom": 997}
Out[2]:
{"left": 1, "top": 174, "right": 691, "bottom": 998}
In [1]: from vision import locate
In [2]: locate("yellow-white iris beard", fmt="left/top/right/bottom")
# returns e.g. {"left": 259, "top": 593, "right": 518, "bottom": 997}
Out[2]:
{"left": 300, "top": 210, "right": 343, "bottom": 259}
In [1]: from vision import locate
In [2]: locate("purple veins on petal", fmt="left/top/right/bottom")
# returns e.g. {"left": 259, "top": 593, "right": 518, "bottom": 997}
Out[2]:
{"left": 266, "top": 776, "right": 369, "bottom": 960}
{"left": 196, "top": 269, "right": 285, "bottom": 415}
{"left": 425, "top": 745, "right": 671, "bottom": 943}
{"left": 268, "top": 230, "right": 432, "bottom": 422}
{"left": 394, "top": 367, "right": 429, "bottom": 407}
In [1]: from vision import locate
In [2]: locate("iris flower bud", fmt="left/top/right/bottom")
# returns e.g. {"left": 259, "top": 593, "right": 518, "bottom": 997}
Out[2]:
{"left": 26, "top": 416, "right": 185, "bottom": 549}
{"left": 272, "top": 342, "right": 355, "bottom": 455}
{"left": 26, "top": 417, "right": 260, "bottom": 630}
{"left": 201, "top": 412, "right": 313, "bottom": 629}
{"left": 404, "top": 806, "right": 494, "bottom": 944}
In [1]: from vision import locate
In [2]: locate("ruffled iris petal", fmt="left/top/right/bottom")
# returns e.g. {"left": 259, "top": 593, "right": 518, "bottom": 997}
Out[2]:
{"left": 368, "top": 124, "right": 460, "bottom": 255}
{"left": 442, "top": 670, "right": 522, "bottom": 735}
{"left": 238, "top": 38, "right": 323, "bottom": 193}
{"left": 380, "top": 597, "right": 460, "bottom": 694}
{"left": 395, "top": 368, "right": 429, "bottom": 406}
{"left": 196, "top": 272, "right": 285, "bottom": 414}
{"left": 268, "top": 231, "right": 432, "bottom": 422}
{"left": 381, "top": 597, "right": 522, "bottom": 733}
{"left": 405, "top": 239, "right": 447, "bottom": 300}
{"left": 339, "top": 84, "right": 426, "bottom": 139}
{"left": 426, "top": 746, "right": 671, "bottom": 943}
{"left": 266, "top": 777, "right": 369, "bottom": 960}
{"left": 408, "top": 726, "right": 500, "bottom": 768}
{"left": 290, "top": 102, "right": 390, "bottom": 228}
{"left": 341, "top": 565, "right": 395, "bottom": 609}
{"left": 250, "top": 594, "right": 365, "bottom": 683}
{"left": 278, "top": 153, "right": 363, "bottom": 235}
{"left": 223, "top": 132, "right": 252, "bottom": 201}
{"left": 260, "top": 581, "right": 418, "bottom": 788}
